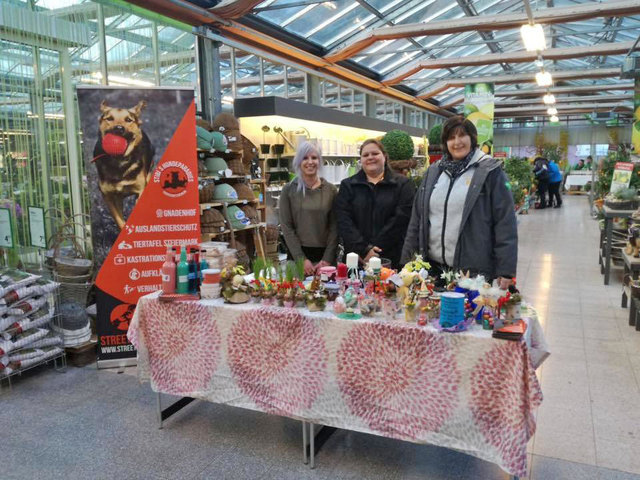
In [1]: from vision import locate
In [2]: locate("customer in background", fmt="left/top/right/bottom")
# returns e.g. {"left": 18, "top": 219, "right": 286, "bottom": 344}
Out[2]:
{"left": 548, "top": 158, "right": 563, "bottom": 208}
{"left": 573, "top": 159, "right": 585, "bottom": 170}
{"left": 533, "top": 157, "right": 550, "bottom": 209}
{"left": 401, "top": 116, "right": 517, "bottom": 289}
{"left": 585, "top": 155, "right": 593, "bottom": 170}
{"left": 279, "top": 141, "right": 338, "bottom": 276}
{"left": 334, "top": 139, "right": 415, "bottom": 269}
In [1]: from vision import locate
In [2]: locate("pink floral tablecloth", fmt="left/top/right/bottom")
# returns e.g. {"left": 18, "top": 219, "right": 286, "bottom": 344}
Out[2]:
{"left": 128, "top": 293, "right": 545, "bottom": 477}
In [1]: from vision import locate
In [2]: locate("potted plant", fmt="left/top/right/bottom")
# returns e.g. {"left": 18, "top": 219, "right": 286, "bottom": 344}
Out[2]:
{"left": 260, "top": 125, "right": 271, "bottom": 154}
{"left": 428, "top": 124, "right": 443, "bottom": 153}
{"left": 381, "top": 130, "right": 416, "bottom": 175}
{"left": 605, "top": 187, "right": 639, "bottom": 210}
{"left": 272, "top": 126, "right": 285, "bottom": 155}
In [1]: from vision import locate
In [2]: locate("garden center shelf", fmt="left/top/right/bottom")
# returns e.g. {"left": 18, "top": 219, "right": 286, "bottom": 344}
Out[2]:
{"left": 199, "top": 199, "right": 259, "bottom": 215}
{"left": 200, "top": 222, "right": 266, "bottom": 242}
{"left": 200, "top": 175, "right": 251, "bottom": 182}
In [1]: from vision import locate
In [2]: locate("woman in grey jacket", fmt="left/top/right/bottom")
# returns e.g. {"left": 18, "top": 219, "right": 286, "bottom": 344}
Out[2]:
{"left": 401, "top": 116, "right": 517, "bottom": 288}
{"left": 279, "top": 141, "right": 338, "bottom": 276}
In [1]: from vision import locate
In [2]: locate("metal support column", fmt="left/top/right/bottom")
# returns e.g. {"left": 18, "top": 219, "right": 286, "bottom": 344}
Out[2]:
{"left": 60, "top": 49, "right": 85, "bottom": 240}
{"left": 196, "top": 35, "right": 221, "bottom": 119}
{"left": 31, "top": 46, "right": 52, "bottom": 235}
{"left": 230, "top": 48, "right": 237, "bottom": 98}
{"left": 96, "top": 4, "right": 108, "bottom": 84}
{"left": 151, "top": 21, "right": 161, "bottom": 86}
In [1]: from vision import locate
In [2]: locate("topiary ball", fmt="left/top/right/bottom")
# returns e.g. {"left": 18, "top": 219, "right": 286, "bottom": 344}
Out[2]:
{"left": 381, "top": 130, "right": 414, "bottom": 161}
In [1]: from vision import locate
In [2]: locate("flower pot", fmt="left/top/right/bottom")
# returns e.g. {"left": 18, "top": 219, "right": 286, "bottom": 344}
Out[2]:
{"left": 260, "top": 144, "right": 271, "bottom": 155}
{"left": 604, "top": 198, "right": 639, "bottom": 210}
{"left": 307, "top": 302, "right": 326, "bottom": 312}
{"left": 272, "top": 144, "right": 285, "bottom": 155}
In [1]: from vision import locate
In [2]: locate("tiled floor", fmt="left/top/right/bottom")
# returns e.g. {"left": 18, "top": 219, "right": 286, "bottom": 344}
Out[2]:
{"left": 2, "top": 195, "right": 640, "bottom": 479}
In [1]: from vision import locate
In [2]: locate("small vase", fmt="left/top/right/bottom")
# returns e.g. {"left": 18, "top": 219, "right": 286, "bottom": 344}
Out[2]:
{"left": 404, "top": 306, "right": 417, "bottom": 323}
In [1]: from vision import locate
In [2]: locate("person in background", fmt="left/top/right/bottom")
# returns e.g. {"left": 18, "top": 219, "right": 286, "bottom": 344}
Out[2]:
{"left": 401, "top": 116, "right": 517, "bottom": 289}
{"left": 533, "top": 157, "right": 550, "bottom": 209}
{"left": 279, "top": 141, "right": 338, "bottom": 276}
{"left": 334, "top": 139, "right": 415, "bottom": 269}
{"left": 585, "top": 156, "right": 593, "bottom": 170}
{"left": 573, "top": 159, "right": 585, "bottom": 170}
{"left": 548, "top": 158, "right": 563, "bottom": 208}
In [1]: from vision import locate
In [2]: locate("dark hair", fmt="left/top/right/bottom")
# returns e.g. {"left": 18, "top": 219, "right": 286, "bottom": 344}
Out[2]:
{"left": 360, "top": 139, "right": 389, "bottom": 162}
{"left": 441, "top": 116, "right": 478, "bottom": 156}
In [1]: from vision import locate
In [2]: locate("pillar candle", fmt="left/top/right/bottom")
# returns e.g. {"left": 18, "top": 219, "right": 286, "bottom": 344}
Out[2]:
{"left": 346, "top": 252, "right": 359, "bottom": 269}
{"left": 337, "top": 263, "right": 348, "bottom": 279}
{"left": 369, "top": 257, "right": 381, "bottom": 272}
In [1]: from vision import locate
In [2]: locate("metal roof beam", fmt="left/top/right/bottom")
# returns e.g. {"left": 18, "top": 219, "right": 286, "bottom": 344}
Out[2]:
{"left": 384, "top": 41, "right": 638, "bottom": 85}
{"left": 418, "top": 67, "right": 620, "bottom": 99}
{"left": 497, "top": 94, "right": 632, "bottom": 106}
{"left": 325, "top": 0, "right": 640, "bottom": 62}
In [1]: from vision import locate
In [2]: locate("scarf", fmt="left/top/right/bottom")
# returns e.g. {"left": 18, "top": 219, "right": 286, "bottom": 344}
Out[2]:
{"left": 439, "top": 150, "right": 475, "bottom": 178}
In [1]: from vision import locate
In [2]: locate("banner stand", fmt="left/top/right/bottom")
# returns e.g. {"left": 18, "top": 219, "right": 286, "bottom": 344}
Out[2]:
{"left": 77, "top": 86, "right": 199, "bottom": 368}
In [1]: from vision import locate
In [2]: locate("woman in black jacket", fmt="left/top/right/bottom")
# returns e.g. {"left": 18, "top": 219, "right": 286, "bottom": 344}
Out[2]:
{"left": 334, "top": 139, "right": 415, "bottom": 269}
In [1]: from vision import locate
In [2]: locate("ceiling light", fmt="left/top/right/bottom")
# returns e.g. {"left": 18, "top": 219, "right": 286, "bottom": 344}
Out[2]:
{"left": 520, "top": 23, "right": 546, "bottom": 52}
{"left": 221, "top": 95, "right": 234, "bottom": 105}
{"left": 547, "top": 107, "right": 558, "bottom": 115}
{"left": 536, "top": 71, "right": 553, "bottom": 87}
{"left": 550, "top": 115, "right": 559, "bottom": 123}
{"left": 543, "top": 93, "right": 556, "bottom": 105}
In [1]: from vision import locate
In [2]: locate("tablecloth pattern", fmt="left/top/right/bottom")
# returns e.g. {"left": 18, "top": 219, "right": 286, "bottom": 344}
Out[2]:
{"left": 128, "top": 294, "right": 544, "bottom": 477}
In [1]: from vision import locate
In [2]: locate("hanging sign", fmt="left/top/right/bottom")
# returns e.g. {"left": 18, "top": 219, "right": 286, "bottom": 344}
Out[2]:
{"left": 464, "top": 83, "right": 494, "bottom": 155}
{"left": 610, "top": 162, "right": 634, "bottom": 194}
{"left": 0, "top": 208, "right": 13, "bottom": 248}
{"left": 633, "top": 78, "right": 640, "bottom": 156}
{"left": 77, "top": 87, "right": 199, "bottom": 367}
{"left": 28, "top": 206, "right": 46, "bottom": 248}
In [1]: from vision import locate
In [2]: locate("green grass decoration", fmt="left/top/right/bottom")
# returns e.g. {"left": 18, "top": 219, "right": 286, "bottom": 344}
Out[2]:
{"left": 295, "top": 257, "right": 305, "bottom": 280}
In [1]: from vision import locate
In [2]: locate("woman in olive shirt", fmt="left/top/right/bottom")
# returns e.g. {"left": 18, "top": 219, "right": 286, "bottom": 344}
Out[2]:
{"left": 279, "top": 141, "right": 338, "bottom": 276}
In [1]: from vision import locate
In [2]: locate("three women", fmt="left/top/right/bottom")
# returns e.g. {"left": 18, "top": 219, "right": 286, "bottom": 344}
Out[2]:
{"left": 280, "top": 116, "right": 517, "bottom": 284}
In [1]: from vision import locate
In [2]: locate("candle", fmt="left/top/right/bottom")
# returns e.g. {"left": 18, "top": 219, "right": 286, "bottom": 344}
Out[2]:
{"left": 337, "top": 263, "right": 348, "bottom": 279}
{"left": 346, "top": 252, "right": 359, "bottom": 269}
{"left": 369, "top": 257, "right": 381, "bottom": 272}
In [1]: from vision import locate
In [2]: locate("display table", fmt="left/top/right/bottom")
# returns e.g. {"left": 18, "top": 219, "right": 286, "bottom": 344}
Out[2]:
{"left": 600, "top": 206, "right": 635, "bottom": 285}
{"left": 565, "top": 171, "right": 592, "bottom": 190}
{"left": 128, "top": 293, "right": 547, "bottom": 478}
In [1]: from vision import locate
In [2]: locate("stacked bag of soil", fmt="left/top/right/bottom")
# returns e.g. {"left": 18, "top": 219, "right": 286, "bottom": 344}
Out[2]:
{"left": 0, "top": 269, "right": 63, "bottom": 377}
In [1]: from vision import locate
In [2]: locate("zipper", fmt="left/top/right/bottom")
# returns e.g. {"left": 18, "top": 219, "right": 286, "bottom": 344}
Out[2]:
{"left": 440, "top": 174, "right": 456, "bottom": 266}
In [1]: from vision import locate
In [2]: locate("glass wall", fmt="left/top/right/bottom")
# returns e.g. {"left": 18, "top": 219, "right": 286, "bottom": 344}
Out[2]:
{"left": 1, "top": 0, "right": 198, "bottom": 258}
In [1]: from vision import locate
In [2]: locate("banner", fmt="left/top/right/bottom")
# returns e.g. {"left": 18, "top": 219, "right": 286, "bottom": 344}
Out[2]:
{"left": 77, "top": 87, "right": 198, "bottom": 365}
{"left": 610, "top": 162, "right": 634, "bottom": 193}
{"left": 464, "top": 83, "right": 494, "bottom": 155}
{"left": 633, "top": 78, "right": 640, "bottom": 155}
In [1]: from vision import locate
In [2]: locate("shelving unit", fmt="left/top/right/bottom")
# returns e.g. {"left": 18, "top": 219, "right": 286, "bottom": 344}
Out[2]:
{"left": 198, "top": 145, "right": 267, "bottom": 258}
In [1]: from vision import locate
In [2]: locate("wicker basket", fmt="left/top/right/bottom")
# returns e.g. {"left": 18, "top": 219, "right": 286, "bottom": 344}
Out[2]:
{"left": 241, "top": 205, "right": 260, "bottom": 224}
{"left": 54, "top": 257, "right": 92, "bottom": 276}
{"left": 234, "top": 183, "right": 254, "bottom": 201}
{"left": 201, "top": 208, "right": 226, "bottom": 233}
{"left": 227, "top": 154, "right": 245, "bottom": 175}
{"left": 212, "top": 112, "right": 240, "bottom": 131}
{"left": 242, "top": 135, "right": 259, "bottom": 169}
{"left": 199, "top": 182, "right": 215, "bottom": 203}
{"left": 58, "top": 281, "right": 92, "bottom": 306}
{"left": 266, "top": 224, "right": 280, "bottom": 243}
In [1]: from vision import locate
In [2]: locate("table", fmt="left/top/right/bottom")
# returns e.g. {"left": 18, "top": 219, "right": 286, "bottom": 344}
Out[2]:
{"left": 565, "top": 172, "right": 592, "bottom": 189}
{"left": 128, "top": 294, "right": 547, "bottom": 478}
{"left": 600, "top": 206, "right": 635, "bottom": 285}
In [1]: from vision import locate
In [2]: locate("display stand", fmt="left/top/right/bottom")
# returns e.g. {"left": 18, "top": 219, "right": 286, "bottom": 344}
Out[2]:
{"left": 600, "top": 206, "right": 636, "bottom": 285}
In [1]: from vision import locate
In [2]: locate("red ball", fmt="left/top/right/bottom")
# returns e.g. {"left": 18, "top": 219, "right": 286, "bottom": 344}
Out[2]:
{"left": 102, "top": 133, "right": 128, "bottom": 156}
